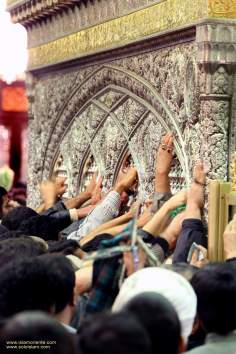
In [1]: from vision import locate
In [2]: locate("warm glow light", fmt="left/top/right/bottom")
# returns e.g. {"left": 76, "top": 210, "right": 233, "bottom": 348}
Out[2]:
{"left": 0, "top": 0, "right": 28, "bottom": 83}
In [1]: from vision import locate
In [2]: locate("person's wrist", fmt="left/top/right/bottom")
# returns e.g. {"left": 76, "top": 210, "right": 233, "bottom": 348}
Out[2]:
{"left": 187, "top": 199, "right": 203, "bottom": 210}
{"left": 156, "top": 171, "right": 169, "bottom": 177}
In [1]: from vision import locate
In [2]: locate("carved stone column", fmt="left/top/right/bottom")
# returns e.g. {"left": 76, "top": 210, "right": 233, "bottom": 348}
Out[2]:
{"left": 196, "top": 22, "right": 236, "bottom": 180}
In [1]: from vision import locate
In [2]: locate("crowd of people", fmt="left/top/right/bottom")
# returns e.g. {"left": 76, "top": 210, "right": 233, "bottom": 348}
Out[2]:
{"left": 0, "top": 132, "right": 235, "bottom": 354}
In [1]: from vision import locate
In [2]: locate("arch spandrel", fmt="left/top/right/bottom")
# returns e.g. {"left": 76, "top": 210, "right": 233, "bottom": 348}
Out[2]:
{"left": 48, "top": 66, "right": 189, "bottom": 200}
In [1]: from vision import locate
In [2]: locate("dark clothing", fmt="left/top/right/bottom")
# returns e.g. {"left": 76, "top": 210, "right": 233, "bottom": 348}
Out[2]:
{"left": 85, "top": 255, "right": 121, "bottom": 315}
{"left": 226, "top": 257, "right": 236, "bottom": 265}
{"left": 19, "top": 214, "right": 71, "bottom": 241}
{"left": 60, "top": 219, "right": 85, "bottom": 239}
{"left": 81, "top": 233, "right": 113, "bottom": 253}
{"left": 173, "top": 218, "right": 207, "bottom": 264}
{"left": 41, "top": 201, "right": 71, "bottom": 225}
{"left": 0, "top": 225, "right": 8, "bottom": 235}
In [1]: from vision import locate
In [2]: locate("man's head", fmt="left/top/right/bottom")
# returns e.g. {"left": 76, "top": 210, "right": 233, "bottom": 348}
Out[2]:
{"left": 191, "top": 262, "right": 236, "bottom": 335}
{"left": 0, "top": 237, "right": 47, "bottom": 268}
{"left": 1, "top": 207, "right": 38, "bottom": 231}
{"left": 124, "top": 292, "right": 183, "bottom": 354}
{"left": 19, "top": 215, "right": 61, "bottom": 241}
{"left": 0, "top": 311, "right": 77, "bottom": 354}
{"left": 0, "top": 254, "right": 75, "bottom": 321}
{"left": 113, "top": 267, "right": 197, "bottom": 343}
{"left": 78, "top": 312, "right": 151, "bottom": 354}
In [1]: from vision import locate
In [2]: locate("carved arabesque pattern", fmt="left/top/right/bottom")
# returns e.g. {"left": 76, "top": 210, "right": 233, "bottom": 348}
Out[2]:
{"left": 27, "top": 43, "right": 201, "bottom": 207}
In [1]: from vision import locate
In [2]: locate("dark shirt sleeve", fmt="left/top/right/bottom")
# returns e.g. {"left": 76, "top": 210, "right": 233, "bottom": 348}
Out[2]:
{"left": 41, "top": 201, "right": 67, "bottom": 216}
{"left": 173, "top": 218, "right": 207, "bottom": 264}
{"left": 41, "top": 201, "right": 71, "bottom": 226}
{"left": 226, "top": 257, "right": 236, "bottom": 265}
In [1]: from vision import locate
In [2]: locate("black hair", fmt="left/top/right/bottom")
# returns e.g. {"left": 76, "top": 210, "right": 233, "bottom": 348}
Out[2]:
{"left": 0, "top": 254, "right": 75, "bottom": 320}
{"left": 191, "top": 262, "right": 236, "bottom": 335}
{"left": 0, "top": 237, "right": 47, "bottom": 268}
{"left": 124, "top": 292, "right": 181, "bottom": 354}
{"left": 18, "top": 215, "right": 62, "bottom": 241}
{"left": 1, "top": 207, "right": 38, "bottom": 231}
{"left": 38, "top": 254, "right": 75, "bottom": 313}
{"left": 79, "top": 312, "right": 151, "bottom": 354}
{"left": 0, "top": 311, "right": 77, "bottom": 354}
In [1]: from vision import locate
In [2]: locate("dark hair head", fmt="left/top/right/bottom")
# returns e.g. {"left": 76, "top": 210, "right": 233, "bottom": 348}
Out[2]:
{"left": 79, "top": 312, "right": 151, "bottom": 354}
{"left": 162, "top": 263, "right": 198, "bottom": 281}
{"left": 0, "top": 237, "right": 47, "bottom": 268}
{"left": 1, "top": 207, "right": 38, "bottom": 231}
{"left": 191, "top": 262, "right": 236, "bottom": 335}
{"left": 0, "top": 230, "right": 30, "bottom": 242}
{"left": 18, "top": 215, "right": 61, "bottom": 241}
{"left": 0, "top": 254, "right": 75, "bottom": 320}
{"left": 0, "top": 311, "right": 77, "bottom": 354}
{"left": 124, "top": 292, "right": 181, "bottom": 354}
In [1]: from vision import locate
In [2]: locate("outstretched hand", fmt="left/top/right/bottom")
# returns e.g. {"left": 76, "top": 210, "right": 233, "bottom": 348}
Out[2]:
{"left": 156, "top": 132, "right": 174, "bottom": 175}
{"left": 187, "top": 163, "right": 206, "bottom": 208}
{"left": 86, "top": 173, "right": 103, "bottom": 205}
{"left": 55, "top": 177, "right": 67, "bottom": 197}
{"left": 116, "top": 167, "right": 138, "bottom": 191}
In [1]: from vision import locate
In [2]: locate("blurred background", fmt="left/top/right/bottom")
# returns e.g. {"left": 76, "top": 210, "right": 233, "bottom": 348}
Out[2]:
{"left": 0, "top": 0, "right": 28, "bottom": 203}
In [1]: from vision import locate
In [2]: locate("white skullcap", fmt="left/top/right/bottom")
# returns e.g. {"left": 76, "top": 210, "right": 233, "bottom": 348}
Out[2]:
{"left": 112, "top": 267, "right": 197, "bottom": 343}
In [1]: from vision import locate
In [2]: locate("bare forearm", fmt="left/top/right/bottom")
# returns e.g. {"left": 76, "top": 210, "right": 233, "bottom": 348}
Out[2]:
{"left": 80, "top": 213, "right": 132, "bottom": 245}
{"left": 80, "top": 223, "right": 128, "bottom": 247}
{"left": 155, "top": 172, "right": 171, "bottom": 193}
{"left": 143, "top": 203, "right": 172, "bottom": 237}
{"left": 64, "top": 191, "right": 91, "bottom": 209}
{"left": 185, "top": 200, "right": 201, "bottom": 220}
{"left": 77, "top": 205, "right": 95, "bottom": 219}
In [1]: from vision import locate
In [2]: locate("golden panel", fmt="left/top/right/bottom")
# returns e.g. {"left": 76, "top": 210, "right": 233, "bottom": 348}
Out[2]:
{"left": 27, "top": 0, "right": 236, "bottom": 70}
{"left": 208, "top": 0, "right": 236, "bottom": 17}
{"left": 28, "top": 0, "right": 208, "bottom": 69}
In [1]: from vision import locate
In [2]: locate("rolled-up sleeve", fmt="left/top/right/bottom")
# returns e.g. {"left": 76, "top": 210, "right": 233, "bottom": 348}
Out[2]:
{"left": 68, "top": 191, "right": 121, "bottom": 241}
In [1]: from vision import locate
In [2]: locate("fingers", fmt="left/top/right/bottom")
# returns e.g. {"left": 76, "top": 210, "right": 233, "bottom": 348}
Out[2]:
{"left": 160, "top": 132, "right": 174, "bottom": 153}
{"left": 193, "top": 163, "right": 206, "bottom": 185}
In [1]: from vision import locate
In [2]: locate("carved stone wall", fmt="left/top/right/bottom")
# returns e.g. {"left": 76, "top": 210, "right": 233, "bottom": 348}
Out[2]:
{"left": 27, "top": 41, "right": 201, "bottom": 207}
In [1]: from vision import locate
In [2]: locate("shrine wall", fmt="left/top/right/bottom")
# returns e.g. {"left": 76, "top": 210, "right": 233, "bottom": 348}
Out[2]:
{"left": 6, "top": 0, "right": 236, "bottom": 207}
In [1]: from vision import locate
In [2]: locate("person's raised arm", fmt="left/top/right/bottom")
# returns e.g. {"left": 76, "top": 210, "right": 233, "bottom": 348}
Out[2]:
{"left": 64, "top": 173, "right": 100, "bottom": 209}
{"left": 155, "top": 132, "right": 174, "bottom": 193}
{"left": 143, "top": 190, "right": 187, "bottom": 237}
{"left": 185, "top": 163, "right": 206, "bottom": 220}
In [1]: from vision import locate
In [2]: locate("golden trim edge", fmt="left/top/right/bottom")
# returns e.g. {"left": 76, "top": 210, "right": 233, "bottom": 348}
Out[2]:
{"left": 26, "top": 0, "right": 236, "bottom": 70}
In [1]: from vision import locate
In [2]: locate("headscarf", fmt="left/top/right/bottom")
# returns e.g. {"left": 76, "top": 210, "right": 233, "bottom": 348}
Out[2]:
{"left": 112, "top": 267, "right": 197, "bottom": 343}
